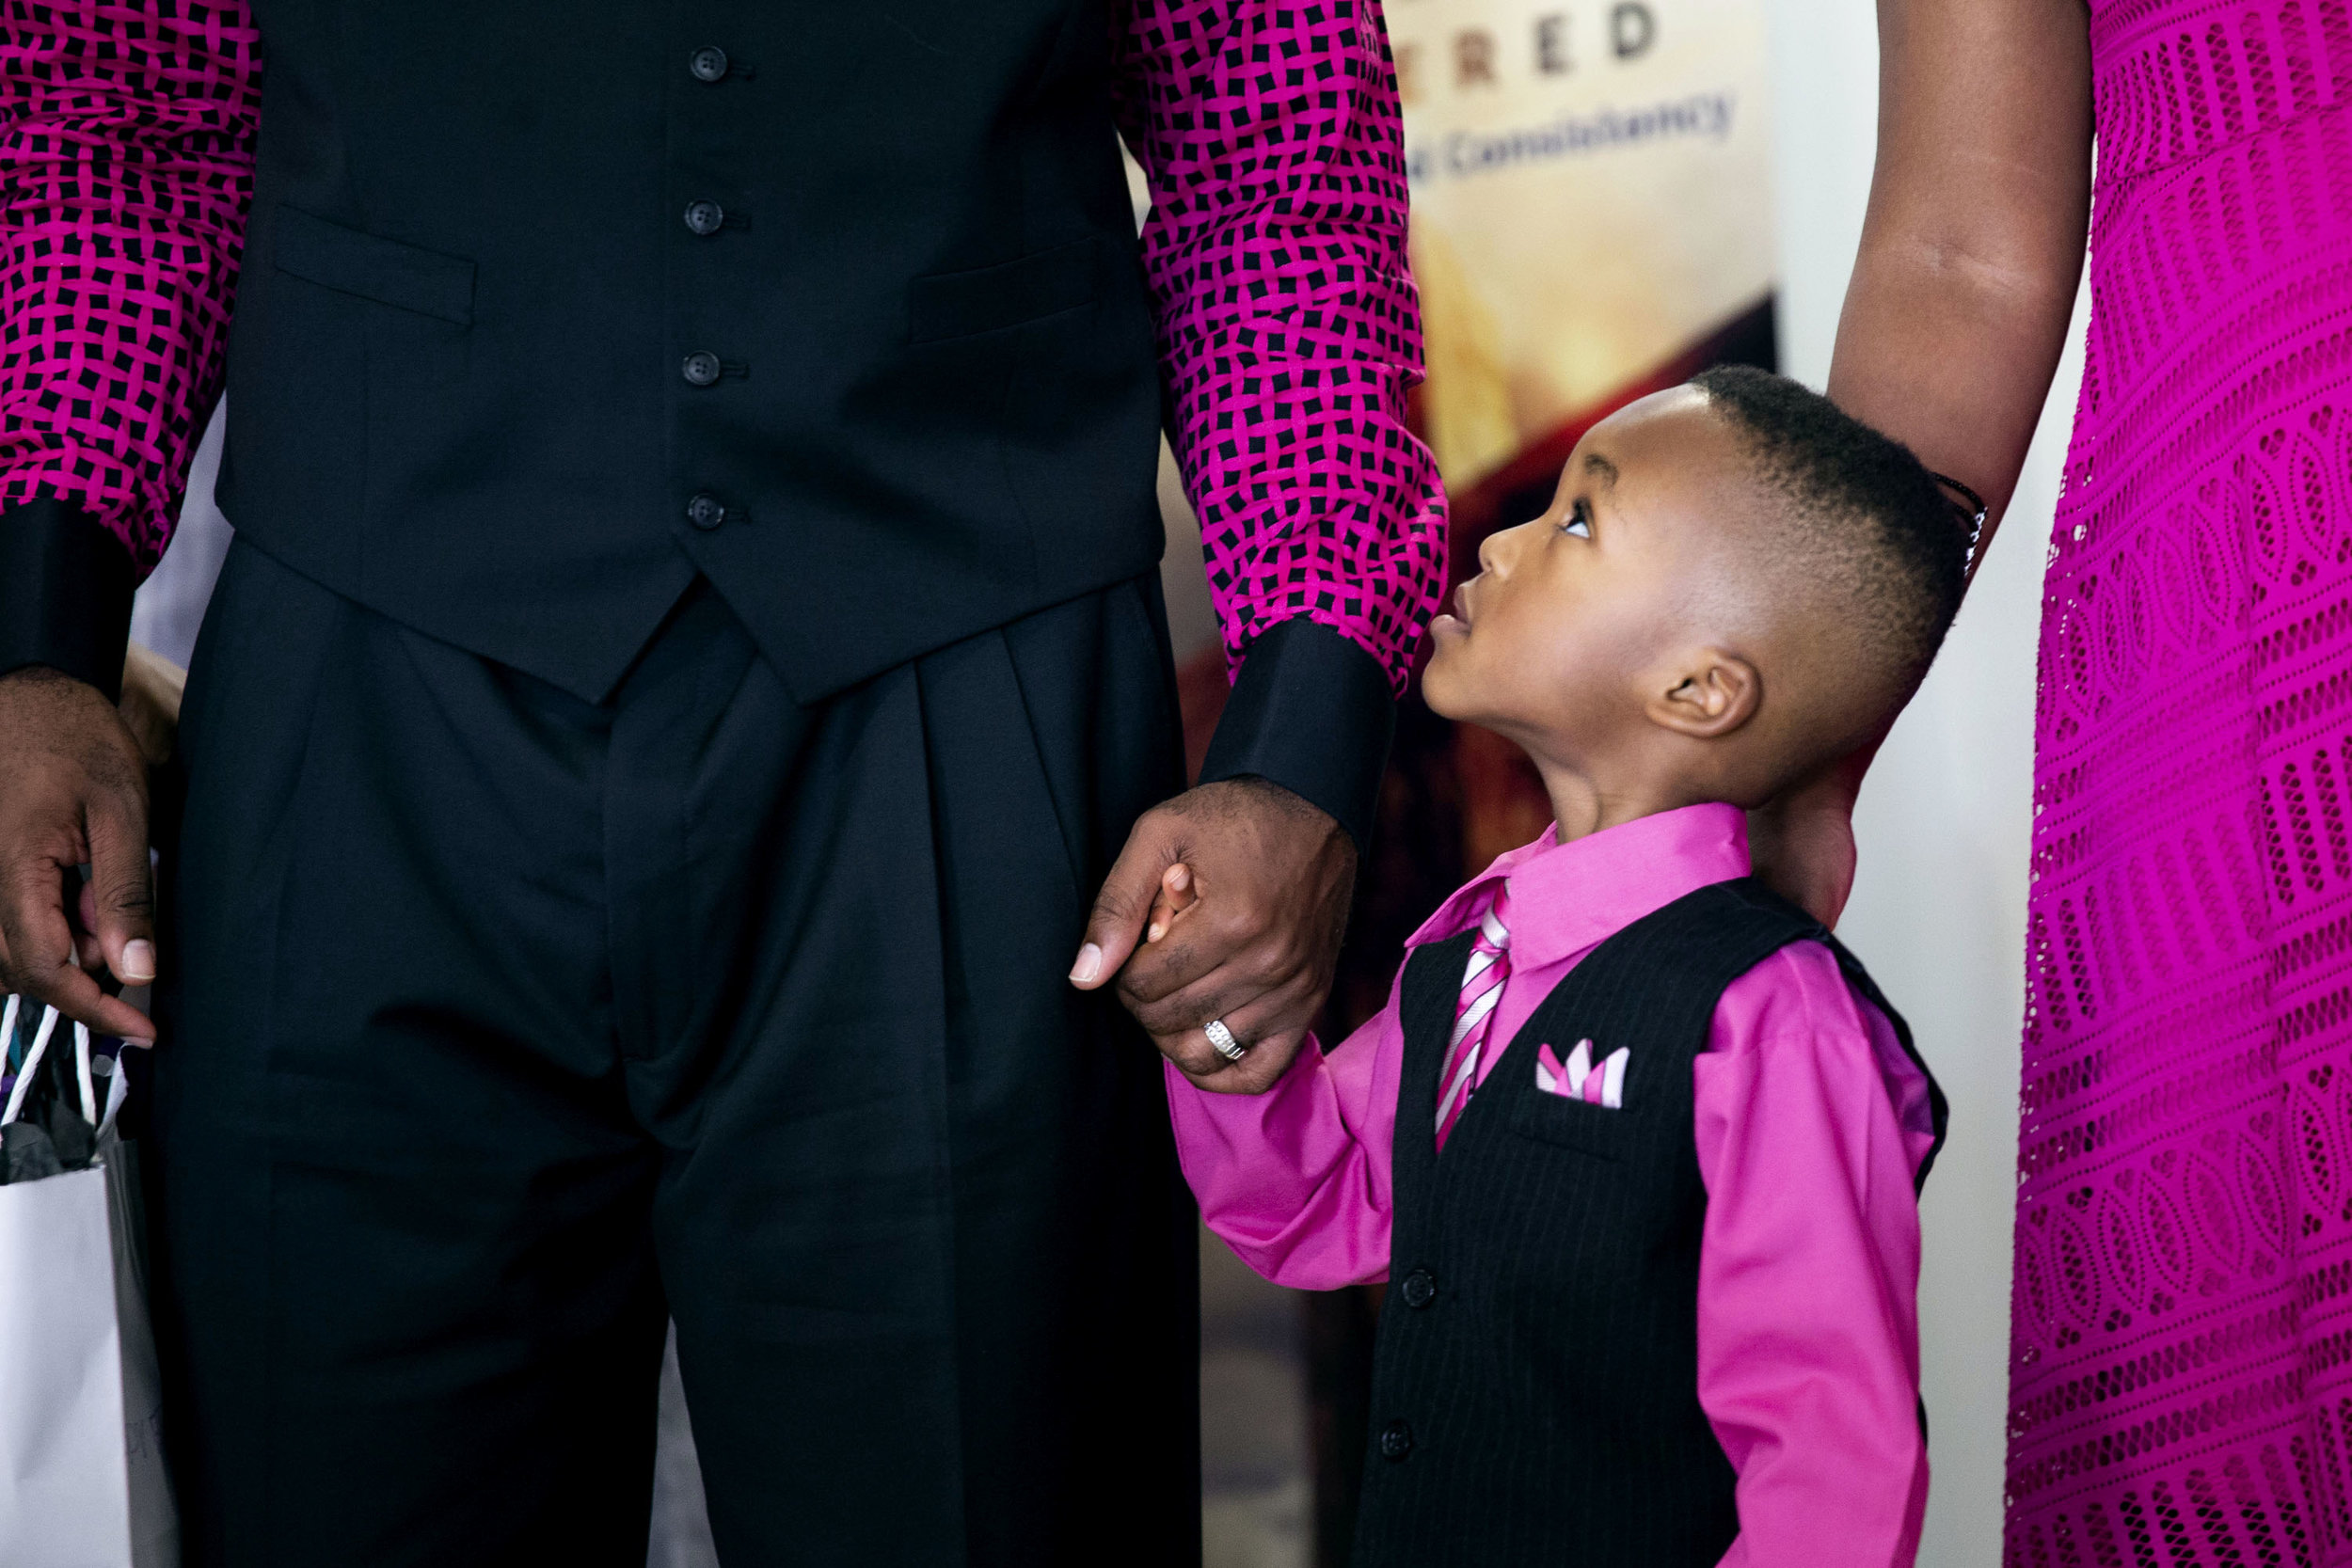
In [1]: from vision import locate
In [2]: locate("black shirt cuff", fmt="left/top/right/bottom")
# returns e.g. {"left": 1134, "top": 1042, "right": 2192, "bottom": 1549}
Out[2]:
{"left": 1198, "top": 618, "right": 1396, "bottom": 850}
{"left": 0, "top": 499, "right": 137, "bottom": 702}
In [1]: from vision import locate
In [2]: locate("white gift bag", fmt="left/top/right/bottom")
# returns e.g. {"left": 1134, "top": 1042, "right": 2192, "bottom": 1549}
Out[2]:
{"left": 0, "top": 998, "right": 177, "bottom": 1568}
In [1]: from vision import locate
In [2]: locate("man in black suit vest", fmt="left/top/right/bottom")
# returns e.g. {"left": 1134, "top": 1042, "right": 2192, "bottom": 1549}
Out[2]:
{"left": 0, "top": 2, "right": 1442, "bottom": 1562}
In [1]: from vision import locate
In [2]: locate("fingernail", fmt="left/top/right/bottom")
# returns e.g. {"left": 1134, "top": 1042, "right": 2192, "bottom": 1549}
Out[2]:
{"left": 120, "top": 940, "right": 155, "bottom": 984}
{"left": 1070, "top": 943, "right": 1103, "bottom": 985}
{"left": 1147, "top": 922, "right": 1166, "bottom": 942}
{"left": 1169, "top": 864, "right": 1191, "bottom": 891}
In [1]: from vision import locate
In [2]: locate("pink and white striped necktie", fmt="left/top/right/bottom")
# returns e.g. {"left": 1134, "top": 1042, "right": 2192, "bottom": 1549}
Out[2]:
{"left": 1435, "top": 882, "right": 1513, "bottom": 1150}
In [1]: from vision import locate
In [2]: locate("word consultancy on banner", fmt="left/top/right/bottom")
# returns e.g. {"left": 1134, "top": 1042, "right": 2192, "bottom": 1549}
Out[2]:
{"left": 1407, "top": 93, "right": 1734, "bottom": 182}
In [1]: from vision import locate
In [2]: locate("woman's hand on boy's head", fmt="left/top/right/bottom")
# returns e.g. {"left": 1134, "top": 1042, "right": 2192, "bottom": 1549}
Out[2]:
{"left": 1747, "top": 754, "right": 1867, "bottom": 927}
{"left": 1070, "top": 777, "right": 1356, "bottom": 1094}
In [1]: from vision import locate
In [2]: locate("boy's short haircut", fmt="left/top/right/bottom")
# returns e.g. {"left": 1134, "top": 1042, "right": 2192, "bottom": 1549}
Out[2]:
{"left": 1691, "top": 364, "right": 1970, "bottom": 698}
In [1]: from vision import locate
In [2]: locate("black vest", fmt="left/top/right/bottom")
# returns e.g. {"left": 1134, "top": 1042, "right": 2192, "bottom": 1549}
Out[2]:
{"left": 219, "top": 1, "right": 1163, "bottom": 703}
{"left": 1352, "top": 879, "right": 1947, "bottom": 1568}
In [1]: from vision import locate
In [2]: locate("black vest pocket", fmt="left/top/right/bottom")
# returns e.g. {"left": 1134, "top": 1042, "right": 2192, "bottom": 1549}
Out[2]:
{"left": 1505, "top": 1090, "right": 1634, "bottom": 1161}
{"left": 907, "top": 240, "right": 1100, "bottom": 342}
{"left": 273, "top": 207, "right": 477, "bottom": 326}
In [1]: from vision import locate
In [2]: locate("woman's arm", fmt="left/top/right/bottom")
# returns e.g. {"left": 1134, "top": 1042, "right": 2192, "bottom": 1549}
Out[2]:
{"left": 1828, "top": 0, "right": 2094, "bottom": 557}
{"left": 1756, "top": 0, "right": 2092, "bottom": 925}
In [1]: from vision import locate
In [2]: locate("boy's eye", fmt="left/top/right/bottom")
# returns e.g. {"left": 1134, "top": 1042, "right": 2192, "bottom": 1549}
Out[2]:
{"left": 1561, "top": 499, "right": 1592, "bottom": 539}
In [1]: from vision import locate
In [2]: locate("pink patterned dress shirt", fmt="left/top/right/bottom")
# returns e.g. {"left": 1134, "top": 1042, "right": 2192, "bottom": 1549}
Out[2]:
{"left": 1, "top": 0, "right": 1444, "bottom": 693}
{"left": 1168, "top": 803, "right": 1943, "bottom": 1567}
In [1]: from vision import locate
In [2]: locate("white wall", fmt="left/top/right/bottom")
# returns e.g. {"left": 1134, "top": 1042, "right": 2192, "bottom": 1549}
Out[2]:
{"left": 1767, "top": 4, "right": 2089, "bottom": 1560}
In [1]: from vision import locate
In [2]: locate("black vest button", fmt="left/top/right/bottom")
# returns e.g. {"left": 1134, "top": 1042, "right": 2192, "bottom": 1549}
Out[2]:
{"left": 684, "top": 492, "right": 727, "bottom": 531}
{"left": 1378, "top": 1419, "right": 1413, "bottom": 1461}
{"left": 682, "top": 351, "right": 722, "bottom": 387}
{"left": 689, "top": 45, "right": 729, "bottom": 82}
{"left": 684, "top": 199, "right": 724, "bottom": 236}
{"left": 1400, "top": 1267, "right": 1437, "bottom": 1308}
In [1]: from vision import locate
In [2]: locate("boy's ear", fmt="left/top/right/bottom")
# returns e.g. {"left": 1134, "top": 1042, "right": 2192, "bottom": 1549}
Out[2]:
{"left": 1645, "top": 648, "right": 1761, "bottom": 739}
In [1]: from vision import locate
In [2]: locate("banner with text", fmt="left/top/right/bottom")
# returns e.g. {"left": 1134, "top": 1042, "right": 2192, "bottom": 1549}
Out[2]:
{"left": 1396, "top": 0, "right": 1773, "bottom": 496}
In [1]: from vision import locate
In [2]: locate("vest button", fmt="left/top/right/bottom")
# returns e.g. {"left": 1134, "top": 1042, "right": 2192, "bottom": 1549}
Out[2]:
{"left": 1378, "top": 1419, "right": 1414, "bottom": 1461}
{"left": 683, "top": 199, "right": 724, "bottom": 236}
{"left": 1400, "top": 1267, "right": 1437, "bottom": 1308}
{"left": 684, "top": 492, "right": 727, "bottom": 531}
{"left": 682, "top": 351, "right": 722, "bottom": 387}
{"left": 689, "top": 45, "right": 729, "bottom": 82}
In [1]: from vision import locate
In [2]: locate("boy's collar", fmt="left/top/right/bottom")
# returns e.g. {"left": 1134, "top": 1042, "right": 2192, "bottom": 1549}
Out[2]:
{"left": 1406, "top": 801, "right": 1754, "bottom": 969}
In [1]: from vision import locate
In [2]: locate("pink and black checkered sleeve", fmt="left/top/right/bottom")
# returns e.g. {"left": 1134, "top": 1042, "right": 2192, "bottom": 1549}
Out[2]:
{"left": 1116, "top": 0, "right": 1446, "bottom": 844}
{"left": 0, "top": 2, "right": 261, "bottom": 698}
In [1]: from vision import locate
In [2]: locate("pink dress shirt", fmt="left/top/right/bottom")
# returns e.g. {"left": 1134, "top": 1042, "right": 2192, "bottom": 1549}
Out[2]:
{"left": 1168, "top": 802, "right": 1941, "bottom": 1568}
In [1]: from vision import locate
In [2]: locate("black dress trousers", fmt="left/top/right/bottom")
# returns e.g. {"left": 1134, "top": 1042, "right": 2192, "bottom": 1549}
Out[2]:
{"left": 144, "top": 540, "right": 1200, "bottom": 1566}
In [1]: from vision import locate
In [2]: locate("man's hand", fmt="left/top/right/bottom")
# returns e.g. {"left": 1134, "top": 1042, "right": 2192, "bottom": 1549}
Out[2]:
{"left": 0, "top": 666, "right": 160, "bottom": 1043}
{"left": 1072, "top": 778, "right": 1355, "bottom": 1095}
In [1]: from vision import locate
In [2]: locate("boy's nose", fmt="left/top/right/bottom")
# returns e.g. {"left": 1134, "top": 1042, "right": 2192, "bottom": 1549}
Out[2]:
{"left": 1479, "top": 520, "right": 1530, "bottom": 576}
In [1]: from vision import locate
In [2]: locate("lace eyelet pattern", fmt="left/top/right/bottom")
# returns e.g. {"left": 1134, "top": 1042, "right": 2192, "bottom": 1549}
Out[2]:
{"left": 2009, "top": 5, "right": 2352, "bottom": 1561}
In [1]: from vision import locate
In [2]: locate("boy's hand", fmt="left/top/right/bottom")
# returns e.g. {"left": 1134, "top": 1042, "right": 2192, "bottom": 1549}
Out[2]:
{"left": 1145, "top": 863, "right": 1198, "bottom": 945}
{"left": 1071, "top": 778, "right": 1355, "bottom": 1095}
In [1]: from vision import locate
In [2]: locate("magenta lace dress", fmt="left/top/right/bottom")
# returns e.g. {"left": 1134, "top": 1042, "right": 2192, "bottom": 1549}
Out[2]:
{"left": 2005, "top": 4, "right": 2352, "bottom": 1560}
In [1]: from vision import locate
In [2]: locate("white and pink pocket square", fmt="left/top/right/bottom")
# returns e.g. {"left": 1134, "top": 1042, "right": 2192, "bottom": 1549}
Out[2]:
{"left": 1535, "top": 1038, "right": 1628, "bottom": 1109}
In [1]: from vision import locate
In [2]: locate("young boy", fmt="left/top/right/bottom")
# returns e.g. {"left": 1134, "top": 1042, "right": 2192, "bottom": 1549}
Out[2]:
{"left": 1152, "top": 367, "right": 1966, "bottom": 1568}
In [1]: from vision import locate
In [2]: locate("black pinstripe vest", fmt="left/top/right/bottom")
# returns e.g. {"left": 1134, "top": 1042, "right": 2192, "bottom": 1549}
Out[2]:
{"left": 1351, "top": 877, "right": 1947, "bottom": 1568}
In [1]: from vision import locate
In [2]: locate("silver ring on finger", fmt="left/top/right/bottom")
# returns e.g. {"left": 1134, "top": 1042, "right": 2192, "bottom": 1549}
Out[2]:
{"left": 1205, "top": 1017, "right": 1248, "bottom": 1064}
